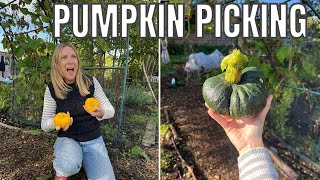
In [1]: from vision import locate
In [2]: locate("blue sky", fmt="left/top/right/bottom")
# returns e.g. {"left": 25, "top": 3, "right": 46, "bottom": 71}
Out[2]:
{"left": 261, "top": 0, "right": 300, "bottom": 6}
{"left": 0, "top": 0, "right": 307, "bottom": 51}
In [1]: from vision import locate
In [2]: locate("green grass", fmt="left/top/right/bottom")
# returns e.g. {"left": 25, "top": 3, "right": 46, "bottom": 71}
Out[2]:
{"left": 161, "top": 64, "right": 175, "bottom": 76}
{"left": 127, "top": 114, "right": 149, "bottom": 123}
{"left": 161, "top": 55, "right": 186, "bottom": 77}
{"left": 170, "top": 55, "right": 187, "bottom": 64}
{"left": 128, "top": 113, "right": 158, "bottom": 123}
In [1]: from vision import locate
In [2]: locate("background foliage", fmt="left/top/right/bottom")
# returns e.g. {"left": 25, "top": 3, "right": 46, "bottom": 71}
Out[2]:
{"left": 0, "top": 0, "right": 158, "bottom": 126}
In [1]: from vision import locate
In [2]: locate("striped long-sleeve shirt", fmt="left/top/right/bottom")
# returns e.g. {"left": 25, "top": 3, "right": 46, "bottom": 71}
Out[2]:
{"left": 41, "top": 77, "right": 115, "bottom": 133}
{"left": 238, "top": 147, "right": 279, "bottom": 180}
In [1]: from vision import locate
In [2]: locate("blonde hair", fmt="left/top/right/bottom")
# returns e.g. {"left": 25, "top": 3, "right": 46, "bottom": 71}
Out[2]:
{"left": 51, "top": 42, "right": 92, "bottom": 99}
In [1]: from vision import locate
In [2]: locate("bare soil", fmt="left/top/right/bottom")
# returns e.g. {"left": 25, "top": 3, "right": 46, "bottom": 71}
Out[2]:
{"left": 0, "top": 107, "right": 158, "bottom": 180}
{"left": 161, "top": 72, "right": 239, "bottom": 179}
{"left": 160, "top": 66, "right": 319, "bottom": 179}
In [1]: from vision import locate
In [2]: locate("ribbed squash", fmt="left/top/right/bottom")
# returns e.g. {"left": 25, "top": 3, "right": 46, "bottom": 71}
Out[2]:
{"left": 203, "top": 50, "right": 267, "bottom": 118}
{"left": 54, "top": 112, "right": 71, "bottom": 128}
{"left": 84, "top": 97, "right": 100, "bottom": 112}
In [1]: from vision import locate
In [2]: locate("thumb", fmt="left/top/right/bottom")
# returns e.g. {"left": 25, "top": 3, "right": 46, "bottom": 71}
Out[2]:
{"left": 94, "top": 106, "right": 101, "bottom": 112}
{"left": 62, "top": 124, "right": 69, "bottom": 131}
{"left": 258, "top": 95, "right": 273, "bottom": 121}
{"left": 70, "top": 117, "right": 73, "bottom": 126}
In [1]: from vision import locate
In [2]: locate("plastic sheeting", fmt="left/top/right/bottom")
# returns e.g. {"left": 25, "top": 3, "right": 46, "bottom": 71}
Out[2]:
{"left": 184, "top": 49, "right": 224, "bottom": 72}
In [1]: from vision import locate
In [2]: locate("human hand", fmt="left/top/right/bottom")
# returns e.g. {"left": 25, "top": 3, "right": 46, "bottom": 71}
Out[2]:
{"left": 83, "top": 105, "right": 104, "bottom": 119}
{"left": 53, "top": 112, "right": 73, "bottom": 131}
{"left": 205, "top": 95, "right": 273, "bottom": 155}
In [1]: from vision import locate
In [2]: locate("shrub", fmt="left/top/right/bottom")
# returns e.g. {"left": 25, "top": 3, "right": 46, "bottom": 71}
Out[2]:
{"left": 125, "top": 82, "right": 152, "bottom": 107}
{"left": 0, "top": 84, "right": 12, "bottom": 112}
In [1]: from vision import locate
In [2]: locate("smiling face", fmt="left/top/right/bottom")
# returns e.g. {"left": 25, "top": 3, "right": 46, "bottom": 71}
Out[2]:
{"left": 58, "top": 46, "right": 79, "bottom": 84}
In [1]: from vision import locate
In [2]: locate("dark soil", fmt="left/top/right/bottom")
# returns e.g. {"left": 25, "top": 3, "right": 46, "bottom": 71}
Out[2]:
{"left": 161, "top": 72, "right": 239, "bottom": 179}
{"left": 160, "top": 65, "right": 319, "bottom": 179}
{"left": 0, "top": 107, "right": 158, "bottom": 180}
{"left": 264, "top": 132, "right": 320, "bottom": 179}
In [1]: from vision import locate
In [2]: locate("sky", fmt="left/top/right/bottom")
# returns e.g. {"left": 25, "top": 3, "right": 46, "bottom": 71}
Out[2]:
{"left": 0, "top": 0, "right": 38, "bottom": 51}
{"left": 0, "top": 0, "right": 309, "bottom": 51}
{"left": 260, "top": 0, "right": 300, "bottom": 5}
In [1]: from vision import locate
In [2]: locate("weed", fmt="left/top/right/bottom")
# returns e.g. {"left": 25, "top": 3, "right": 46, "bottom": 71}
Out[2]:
{"left": 160, "top": 124, "right": 171, "bottom": 142}
{"left": 160, "top": 149, "right": 175, "bottom": 173}
{"left": 131, "top": 145, "right": 150, "bottom": 161}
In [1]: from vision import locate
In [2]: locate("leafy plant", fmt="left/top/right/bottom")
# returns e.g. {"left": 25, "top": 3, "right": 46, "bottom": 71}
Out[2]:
{"left": 131, "top": 145, "right": 150, "bottom": 161}
{"left": 243, "top": 36, "right": 320, "bottom": 162}
{"left": 160, "top": 124, "right": 171, "bottom": 142}
{"left": 125, "top": 82, "right": 152, "bottom": 107}
{"left": 36, "top": 174, "right": 53, "bottom": 180}
{"left": 100, "top": 124, "right": 118, "bottom": 142}
{"left": 0, "top": 84, "right": 12, "bottom": 112}
{"left": 33, "top": 128, "right": 42, "bottom": 137}
{"left": 160, "top": 149, "right": 174, "bottom": 173}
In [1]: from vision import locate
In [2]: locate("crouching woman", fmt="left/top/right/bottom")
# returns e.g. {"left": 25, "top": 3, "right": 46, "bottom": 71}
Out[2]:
{"left": 41, "top": 42, "right": 116, "bottom": 180}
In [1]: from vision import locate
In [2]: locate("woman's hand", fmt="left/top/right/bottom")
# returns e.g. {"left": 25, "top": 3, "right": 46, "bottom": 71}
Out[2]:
{"left": 83, "top": 105, "right": 105, "bottom": 119}
{"left": 53, "top": 112, "right": 73, "bottom": 131}
{"left": 205, "top": 95, "right": 273, "bottom": 155}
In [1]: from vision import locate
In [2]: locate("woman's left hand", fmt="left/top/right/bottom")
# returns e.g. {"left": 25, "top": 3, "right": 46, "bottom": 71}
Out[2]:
{"left": 83, "top": 105, "right": 104, "bottom": 119}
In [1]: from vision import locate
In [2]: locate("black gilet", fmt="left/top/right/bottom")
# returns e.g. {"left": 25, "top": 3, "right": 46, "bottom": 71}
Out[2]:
{"left": 48, "top": 77, "right": 101, "bottom": 142}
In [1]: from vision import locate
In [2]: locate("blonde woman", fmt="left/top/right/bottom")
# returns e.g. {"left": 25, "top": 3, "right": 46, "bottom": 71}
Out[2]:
{"left": 41, "top": 42, "right": 116, "bottom": 180}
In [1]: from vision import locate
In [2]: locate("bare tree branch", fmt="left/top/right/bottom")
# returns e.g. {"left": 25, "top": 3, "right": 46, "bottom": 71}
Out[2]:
{"left": 12, "top": 25, "right": 49, "bottom": 36}
{"left": 36, "top": 0, "right": 53, "bottom": 28}
{"left": 0, "top": 0, "right": 17, "bottom": 10}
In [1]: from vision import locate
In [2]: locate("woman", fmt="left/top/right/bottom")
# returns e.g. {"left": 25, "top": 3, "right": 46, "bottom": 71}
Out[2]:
{"left": 41, "top": 42, "right": 116, "bottom": 180}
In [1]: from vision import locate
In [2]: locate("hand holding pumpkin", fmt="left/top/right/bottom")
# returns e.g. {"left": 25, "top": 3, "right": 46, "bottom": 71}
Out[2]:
{"left": 205, "top": 95, "right": 273, "bottom": 155}
{"left": 83, "top": 98, "right": 104, "bottom": 119}
{"left": 53, "top": 112, "right": 73, "bottom": 131}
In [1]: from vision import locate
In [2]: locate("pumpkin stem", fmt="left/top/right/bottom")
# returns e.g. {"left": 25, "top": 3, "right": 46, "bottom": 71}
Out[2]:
{"left": 220, "top": 49, "right": 248, "bottom": 84}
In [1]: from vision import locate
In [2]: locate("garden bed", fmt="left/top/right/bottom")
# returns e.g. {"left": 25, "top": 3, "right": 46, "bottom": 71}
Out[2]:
{"left": 160, "top": 62, "right": 319, "bottom": 179}
{"left": 0, "top": 106, "right": 158, "bottom": 180}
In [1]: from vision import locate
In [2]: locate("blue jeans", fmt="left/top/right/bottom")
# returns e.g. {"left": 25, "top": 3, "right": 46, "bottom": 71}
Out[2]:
{"left": 53, "top": 136, "right": 116, "bottom": 180}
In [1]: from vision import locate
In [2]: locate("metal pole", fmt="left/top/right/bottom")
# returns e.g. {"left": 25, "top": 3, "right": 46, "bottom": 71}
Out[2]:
{"left": 118, "top": 35, "right": 130, "bottom": 137}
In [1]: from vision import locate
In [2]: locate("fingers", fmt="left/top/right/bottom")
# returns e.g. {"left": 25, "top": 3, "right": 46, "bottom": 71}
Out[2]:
{"left": 94, "top": 106, "right": 101, "bottom": 112}
{"left": 56, "top": 126, "right": 61, "bottom": 131}
{"left": 83, "top": 105, "right": 93, "bottom": 114}
{"left": 207, "top": 108, "right": 228, "bottom": 128}
{"left": 83, "top": 105, "right": 103, "bottom": 118}
{"left": 62, "top": 124, "right": 69, "bottom": 131}
{"left": 70, "top": 117, "right": 73, "bottom": 126}
{"left": 83, "top": 105, "right": 93, "bottom": 116}
{"left": 258, "top": 95, "right": 273, "bottom": 120}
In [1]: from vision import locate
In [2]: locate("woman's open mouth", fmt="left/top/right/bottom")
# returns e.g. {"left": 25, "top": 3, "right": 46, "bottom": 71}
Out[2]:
{"left": 66, "top": 67, "right": 75, "bottom": 75}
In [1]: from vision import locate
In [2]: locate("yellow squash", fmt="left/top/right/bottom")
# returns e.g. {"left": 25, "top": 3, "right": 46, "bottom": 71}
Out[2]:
{"left": 54, "top": 112, "right": 71, "bottom": 128}
{"left": 84, "top": 97, "right": 100, "bottom": 112}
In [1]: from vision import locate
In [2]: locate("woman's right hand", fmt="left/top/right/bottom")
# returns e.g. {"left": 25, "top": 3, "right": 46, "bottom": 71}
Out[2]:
{"left": 53, "top": 112, "right": 73, "bottom": 131}
{"left": 205, "top": 95, "right": 273, "bottom": 155}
